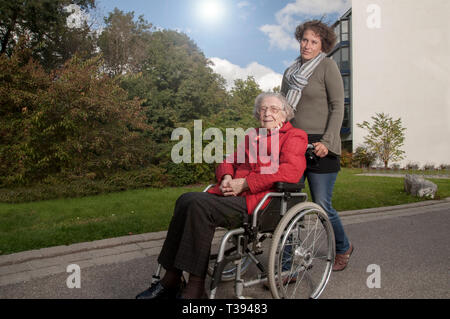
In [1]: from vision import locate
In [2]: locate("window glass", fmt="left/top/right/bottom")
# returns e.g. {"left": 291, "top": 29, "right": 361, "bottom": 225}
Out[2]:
{"left": 343, "top": 77, "right": 350, "bottom": 99}
{"left": 342, "top": 20, "right": 348, "bottom": 33}
{"left": 341, "top": 47, "right": 349, "bottom": 69}
{"left": 341, "top": 20, "right": 349, "bottom": 41}
{"left": 335, "top": 25, "right": 340, "bottom": 43}
{"left": 333, "top": 51, "right": 341, "bottom": 65}
{"left": 342, "top": 104, "right": 350, "bottom": 128}
{"left": 343, "top": 76, "right": 350, "bottom": 90}
{"left": 341, "top": 47, "right": 349, "bottom": 61}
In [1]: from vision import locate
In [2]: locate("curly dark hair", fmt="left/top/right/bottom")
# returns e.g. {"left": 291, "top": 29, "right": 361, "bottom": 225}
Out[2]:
{"left": 295, "top": 20, "right": 337, "bottom": 54}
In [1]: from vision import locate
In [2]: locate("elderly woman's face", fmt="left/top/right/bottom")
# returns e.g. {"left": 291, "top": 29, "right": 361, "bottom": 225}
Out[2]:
{"left": 259, "top": 96, "right": 287, "bottom": 129}
{"left": 300, "top": 29, "right": 323, "bottom": 61}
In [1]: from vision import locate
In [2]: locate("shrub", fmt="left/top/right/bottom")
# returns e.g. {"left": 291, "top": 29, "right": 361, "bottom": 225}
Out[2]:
{"left": 423, "top": 163, "right": 435, "bottom": 171}
{"left": 340, "top": 150, "right": 353, "bottom": 168}
{"left": 164, "top": 162, "right": 215, "bottom": 187}
{"left": 352, "top": 145, "right": 377, "bottom": 168}
{"left": 0, "top": 166, "right": 168, "bottom": 203}
{"left": 405, "top": 162, "right": 420, "bottom": 170}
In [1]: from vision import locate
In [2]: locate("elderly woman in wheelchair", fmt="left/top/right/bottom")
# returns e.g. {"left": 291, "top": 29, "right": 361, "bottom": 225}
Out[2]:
{"left": 136, "top": 92, "right": 335, "bottom": 299}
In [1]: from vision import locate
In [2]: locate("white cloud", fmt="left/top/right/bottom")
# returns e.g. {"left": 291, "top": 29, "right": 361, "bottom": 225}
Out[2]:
{"left": 175, "top": 27, "right": 192, "bottom": 34}
{"left": 237, "top": 1, "right": 255, "bottom": 21}
{"left": 209, "top": 57, "right": 283, "bottom": 91}
{"left": 278, "top": 0, "right": 351, "bottom": 17}
{"left": 260, "top": 0, "right": 352, "bottom": 51}
{"left": 260, "top": 24, "right": 298, "bottom": 51}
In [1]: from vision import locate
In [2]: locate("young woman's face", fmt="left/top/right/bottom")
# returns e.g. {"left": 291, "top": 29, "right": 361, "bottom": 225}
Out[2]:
{"left": 300, "top": 29, "right": 323, "bottom": 61}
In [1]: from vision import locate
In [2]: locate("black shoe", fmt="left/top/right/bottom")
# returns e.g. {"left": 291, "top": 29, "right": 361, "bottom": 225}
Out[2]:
{"left": 135, "top": 282, "right": 179, "bottom": 300}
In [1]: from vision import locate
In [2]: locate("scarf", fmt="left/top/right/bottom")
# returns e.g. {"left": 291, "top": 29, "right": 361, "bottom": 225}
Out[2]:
{"left": 284, "top": 52, "right": 326, "bottom": 111}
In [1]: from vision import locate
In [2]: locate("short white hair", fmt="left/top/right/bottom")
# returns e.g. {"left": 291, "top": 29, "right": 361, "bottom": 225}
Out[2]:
{"left": 253, "top": 92, "right": 295, "bottom": 121}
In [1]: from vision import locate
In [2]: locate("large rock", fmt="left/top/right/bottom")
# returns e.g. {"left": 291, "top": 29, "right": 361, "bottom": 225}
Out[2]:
{"left": 404, "top": 174, "right": 438, "bottom": 199}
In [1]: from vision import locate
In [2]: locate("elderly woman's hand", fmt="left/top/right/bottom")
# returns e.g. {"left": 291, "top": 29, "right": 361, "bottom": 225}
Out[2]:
{"left": 220, "top": 175, "right": 235, "bottom": 196}
{"left": 228, "top": 178, "right": 249, "bottom": 196}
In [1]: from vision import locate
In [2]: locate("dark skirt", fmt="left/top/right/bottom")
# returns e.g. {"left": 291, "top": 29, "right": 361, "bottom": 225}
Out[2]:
{"left": 157, "top": 192, "right": 247, "bottom": 277}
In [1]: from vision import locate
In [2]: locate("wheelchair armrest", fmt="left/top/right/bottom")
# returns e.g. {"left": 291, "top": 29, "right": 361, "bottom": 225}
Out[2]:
{"left": 203, "top": 184, "right": 215, "bottom": 192}
{"left": 274, "top": 181, "right": 305, "bottom": 192}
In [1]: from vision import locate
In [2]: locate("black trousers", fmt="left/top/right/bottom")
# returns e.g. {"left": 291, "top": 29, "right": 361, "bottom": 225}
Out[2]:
{"left": 157, "top": 192, "right": 247, "bottom": 277}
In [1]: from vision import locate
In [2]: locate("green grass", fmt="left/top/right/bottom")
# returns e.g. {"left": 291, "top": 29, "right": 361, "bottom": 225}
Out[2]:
{"left": 0, "top": 169, "right": 449, "bottom": 256}
{"left": 332, "top": 169, "right": 450, "bottom": 211}
{"left": 359, "top": 167, "right": 450, "bottom": 176}
{"left": 0, "top": 186, "right": 203, "bottom": 255}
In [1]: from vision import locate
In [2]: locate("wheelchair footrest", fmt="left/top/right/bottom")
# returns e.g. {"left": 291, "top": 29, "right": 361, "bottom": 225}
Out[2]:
{"left": 210, "top": 254, "right": 242, "bottom": 291}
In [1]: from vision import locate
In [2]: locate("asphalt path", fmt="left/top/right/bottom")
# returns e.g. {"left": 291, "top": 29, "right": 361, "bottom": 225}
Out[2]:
{"left": 0, "top": 203, "right": 448, "bottom": 300}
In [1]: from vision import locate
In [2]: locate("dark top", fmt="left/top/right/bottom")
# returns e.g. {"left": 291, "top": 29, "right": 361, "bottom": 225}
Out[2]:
{"left": 306, "top": 134, "right": 340, "bottom": 174}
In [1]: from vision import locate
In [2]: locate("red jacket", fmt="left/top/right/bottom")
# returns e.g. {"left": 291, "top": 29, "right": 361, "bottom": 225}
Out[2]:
{"left": 208, "top": 122, "right": 308, "bottom": 215}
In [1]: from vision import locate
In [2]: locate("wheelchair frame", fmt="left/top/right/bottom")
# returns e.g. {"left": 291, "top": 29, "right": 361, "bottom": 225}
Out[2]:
{"left": 206, "top": 183, "right": 336, "bottom": 299}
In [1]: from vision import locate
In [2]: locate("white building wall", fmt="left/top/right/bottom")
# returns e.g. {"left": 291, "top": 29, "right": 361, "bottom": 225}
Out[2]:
{"left": 352, "top": 0, "right": 450, "bottom": 168}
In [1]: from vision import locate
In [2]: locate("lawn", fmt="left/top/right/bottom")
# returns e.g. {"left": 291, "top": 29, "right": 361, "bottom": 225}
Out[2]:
{"left": 332, "top": 169, "right": 450, "bottom": 211}
{"left": 0, "top": 169, "right": 449, "bottom": 256}
{"left": 0, "top": 186, "right": 204, "bottom": 256}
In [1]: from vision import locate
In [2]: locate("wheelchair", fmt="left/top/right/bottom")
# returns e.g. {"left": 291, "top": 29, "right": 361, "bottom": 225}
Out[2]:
{"left": 152, "top": 146, "right": 336, "bottom": 299}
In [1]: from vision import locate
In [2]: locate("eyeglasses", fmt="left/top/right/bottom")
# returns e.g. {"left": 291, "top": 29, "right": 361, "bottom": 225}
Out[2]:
{"left": 260, "top": 106, "right": 283, "bottom": 114}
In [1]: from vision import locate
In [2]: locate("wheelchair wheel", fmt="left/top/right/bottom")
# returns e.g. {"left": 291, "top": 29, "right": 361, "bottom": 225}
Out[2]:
{"left": 268, "top": 202, "right": 335, "bottom": 299}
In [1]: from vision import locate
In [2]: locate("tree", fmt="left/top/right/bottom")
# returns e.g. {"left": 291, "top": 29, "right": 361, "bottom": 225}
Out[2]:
{"left": 210, "top": 76, "right": 262, "bottom": 129}
{"left": 0, "top": 45, "right": 153, "bottom": 186}
{"left": 0, "top": 43, "right": 50, "bottom": 185}
{"left": 0, "top": 0, "right": 96, "bottom": 69}
{"left": 97, "top": 8, "right": 153, "bottom": 77}
{"left": 121, "top": 29, "right": 228, "bottom": 144}
{"left": 357, "top": 112, "right": 406, "bottom": 168}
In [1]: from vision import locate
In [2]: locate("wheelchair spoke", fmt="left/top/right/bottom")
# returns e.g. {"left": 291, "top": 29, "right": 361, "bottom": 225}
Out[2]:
{"left": 290, "top": 266, "right": 309, "bottom": 298}
{"left": 303, "top": 267, "right": 316, "bottom": 292}
{"left": 269, "top": 204, "right": 335, "bottom": 299}
{"left": 307, "top": 229, "right": 326, "bottom": 255}
{"left": 296, "top": 214, "right": 320, "bottom": 249}
{"left": 312, "top": 255, "right": 329, "bottom": 260}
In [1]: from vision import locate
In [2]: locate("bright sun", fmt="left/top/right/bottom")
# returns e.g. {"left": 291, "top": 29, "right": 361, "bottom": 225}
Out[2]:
{"left": 198, "top": 0, "right": 225, "bottom": 23}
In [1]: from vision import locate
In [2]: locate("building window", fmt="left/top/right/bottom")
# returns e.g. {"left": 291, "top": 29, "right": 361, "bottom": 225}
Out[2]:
{"left": 335, "top": 25, "right": 341, "bottom": 44}
{"left": 343, "top": 75, "right": 350, "bottom": 99}
{"left": 341, "top": 47, "right": 350, "bottom": 70}
{"left": 332, "top": 50, "right": 341, "bottom": 66}
{"left": 342, "top": 104, "right": 351, "bottom": 129}
{"left": 341, "top": 20, "right": 349, "bottom": 42}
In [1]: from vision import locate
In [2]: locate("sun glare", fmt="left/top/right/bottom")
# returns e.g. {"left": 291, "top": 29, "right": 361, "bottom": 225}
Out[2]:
{"left": 198, "top": 0, "right": 225, "bottom": 23}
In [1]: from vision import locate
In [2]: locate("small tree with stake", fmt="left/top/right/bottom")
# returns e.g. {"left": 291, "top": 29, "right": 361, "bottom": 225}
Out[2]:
{"left": 357, "top": 113, "right": 406, "bottom": 169}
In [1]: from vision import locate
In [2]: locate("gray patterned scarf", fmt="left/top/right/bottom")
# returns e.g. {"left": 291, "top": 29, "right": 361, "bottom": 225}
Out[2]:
{"left": 285, "top": 52, "right": 326, "bottom": 111}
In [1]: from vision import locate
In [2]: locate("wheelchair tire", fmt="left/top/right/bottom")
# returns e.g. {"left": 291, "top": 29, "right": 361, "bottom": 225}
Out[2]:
{"left": 268, "top": 202, "right": 335, "bottom": 299}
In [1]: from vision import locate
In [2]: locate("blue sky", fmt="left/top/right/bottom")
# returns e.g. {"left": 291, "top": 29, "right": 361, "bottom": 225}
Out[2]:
{"left": 94, "top": 0, "right": 351, "bottom": 90}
